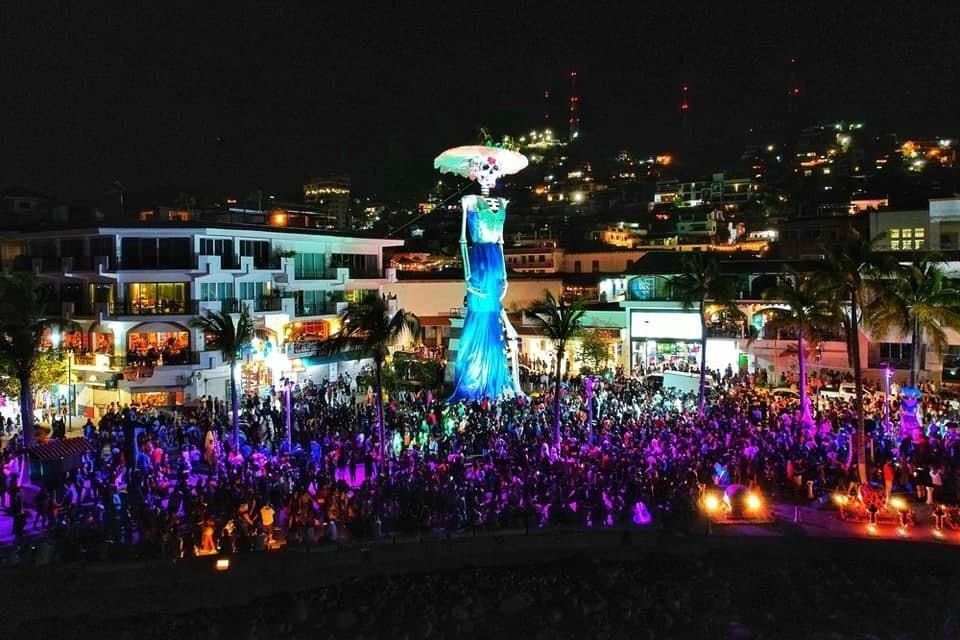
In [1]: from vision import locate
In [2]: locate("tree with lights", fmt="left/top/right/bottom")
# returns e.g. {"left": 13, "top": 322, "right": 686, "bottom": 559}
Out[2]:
{"left": 190, "top": 305, "right": 263, "bottom": 447}
{"left": 762, "top": 271, "right": 842, "bottom": 426}
{"left": 667, "top": 252, "right": 743, "bottom": 415}
{"left": 316, "top": 293, "right": 418, "bottom": 466}
{"left": 0, "top": 272, "right": 71, "bottom": 446}
{"left": 818, "top": 231, "right": 894, "bottom": 482}
{"left": 527, "top": 291, "right": 586, "bottom": 445}
{"left": 866, "top": 257, "right": 960, "bottom": 389}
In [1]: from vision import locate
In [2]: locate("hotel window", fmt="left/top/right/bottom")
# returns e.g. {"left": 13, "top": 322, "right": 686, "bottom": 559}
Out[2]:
{"left": 200, "top": 238, "right": 233, "bottom": 257}
{"left": 239, "top": 281, "right": 269, "bottom": 301}
{"left": 891, "top": 240, "right": 901, "bottom": 250}
{"left": 592, "top": 260, "right": 600, "bottom": 273}
{"left": 297, "top": 290, "right": 327, "bottom": 315}
{"left": 294, "top": 252, "right": 326, "bottom": 279}
{"left": 889, "top": 229, "right": 900, "bottom": 239}
{"left": 126, "top": 282, "right": 187, "bottom": 314}
{"left": 199, "top": 282, "right": 234, "bottom": 301}
{"left": 121, "top": 237, "right": 191, "bottom": 269}
{"left": 239, "top": 240, "right": 272, "bottom": 268}
{"left": 345, "top": 289, "right": 377, "bottom": 303}
{"left": 901, "top": 229, "right": 913, "bottom": 239}
{"left": 913, "top": 228, "right": 925, "bottom": 248}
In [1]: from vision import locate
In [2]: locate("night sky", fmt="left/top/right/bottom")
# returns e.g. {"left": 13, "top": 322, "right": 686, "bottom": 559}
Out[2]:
{"left": 2, "top": 2, "right": 959, "bottom": 204}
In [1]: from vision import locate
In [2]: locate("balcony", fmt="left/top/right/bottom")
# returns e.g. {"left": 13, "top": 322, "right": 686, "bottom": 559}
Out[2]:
{"left": 199, "top": 298, "right": 241, "bottom": 314}
{"left": 294, "top": 269, "right": 328, "bottom": 280}
{"left": 109, "top": 300, "right": 199, "bottom": 316}
{"left": 345, "top": 268, "right": 382, "bottom": 279}
{"left": 120, "top": 257, "right": 195, "bottom": 270}
{"left": 197, "top": 253, "right": 242, "bottom": 272}
{"left": 705, "top": 323, "right": 746, "bottom": 339}
{"left": 123, "top": 350, "right": 201, "bottom": 368}
{"left": 243, "top": 255, "right": 282, "bottom": 270}
{"left": 72, "top": 353, "right": 123, "bottom": 369}
{"left": 63, "top": 255, "right": 119, "bottom": 272}
{"left": 243, "top": 295, "right": 294, "bottom": 313}
{"left": 72, "top": 351, "right": 201, "bottom": 372}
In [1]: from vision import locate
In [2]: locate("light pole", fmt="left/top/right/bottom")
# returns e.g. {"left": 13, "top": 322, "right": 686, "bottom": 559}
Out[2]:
{"left": 882, "top": 363, "right": 894, "bottom": 436}
{"left": 67, "top": 348, "right": 73, "bottom": 418}
{"left": 285, "top": 378, "right": 294, "bottom": 452}
{"left": 50, "top": 330, "right": 74, "bottom": 420}
{"left": 584, "top": 375, "right": 596, "bottom": 443}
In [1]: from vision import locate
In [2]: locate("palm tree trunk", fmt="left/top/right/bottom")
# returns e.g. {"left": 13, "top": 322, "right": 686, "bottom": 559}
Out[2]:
{"left": 910, "top": 316, "right": 921, "bottom": 388}
{"left": 698, "top": 306, "right": 708, "bottom": 415}
{"left": 553, "top": 345, "right": 563, "bottom": 446}
{"left": 18, "top": 371, "right": 34, "bottom": 486}
{"left": 18, "top": 372, "right": 33, "bottom": 447}
{"left": 798, "top": 328, "right": 811, "bottom": 425}
{"left": 374, "top": 357, "right": 385, "bottom": 469}
{"left": 850, "top": 291, "right": 868, "bottom": 483}
{"left": 230, "top": 363, "right": 240, "bottom": 447}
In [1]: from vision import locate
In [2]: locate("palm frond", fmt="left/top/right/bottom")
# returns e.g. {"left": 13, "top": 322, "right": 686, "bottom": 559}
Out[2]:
{"left": 316, "top": 293, "right": 418, "bottom": 362}
{"left": 527, "top": 290, "right": 586, "bottom": 348}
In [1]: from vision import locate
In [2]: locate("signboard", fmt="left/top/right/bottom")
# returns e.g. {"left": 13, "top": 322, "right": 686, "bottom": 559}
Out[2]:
{"left": 630, "top": 311, "right": 701, "bottom": 341}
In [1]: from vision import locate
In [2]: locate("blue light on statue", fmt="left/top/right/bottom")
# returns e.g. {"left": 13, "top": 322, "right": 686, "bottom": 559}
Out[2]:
{"left": 434, "top": 145, "right": 528, "bottom": 402}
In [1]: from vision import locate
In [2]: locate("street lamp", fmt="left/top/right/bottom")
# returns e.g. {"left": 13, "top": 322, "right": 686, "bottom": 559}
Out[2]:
{"left": 284, "top": 378, "right": 295, "bottom": 452}
{"left": 584, "top": 375, "right": 597, "bottom": 443}
{"left": 882, "top": 362, "right": 894, "bottom": 435}
{"left": 50, "top": 330, "right": 74, "bottom": 420}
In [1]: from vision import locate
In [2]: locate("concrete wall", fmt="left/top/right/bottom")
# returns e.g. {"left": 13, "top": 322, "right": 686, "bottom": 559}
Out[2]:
{"left": 383, "top": 278, "right": 563, "bottom": 317}
{"left": 4, "top": 528, "right": 956, "bottom": 630}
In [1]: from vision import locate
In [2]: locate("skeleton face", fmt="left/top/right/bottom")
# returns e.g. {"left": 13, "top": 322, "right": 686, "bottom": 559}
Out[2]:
{"left": 470, "top": 155, "right": 503, "bottom": 190}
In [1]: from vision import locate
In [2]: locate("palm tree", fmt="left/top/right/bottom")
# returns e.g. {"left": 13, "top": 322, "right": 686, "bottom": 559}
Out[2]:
{"left": 527, "top": 290, "right": 586, "bottom": 445}
{"left": 762, "top": 270, "right": 843, "bottom": 425}
{"left": 0, "top": 272, "right": 69, "bottom": 447}
{"left": 316, "top": 293, "right": 418, "bottom": 465}
{"left": 866, "top": 257, "right": 960, "bottom": 388}
{"left": 667, "top": 252, "right": 743, "bottom": 414}
{"left": 190, "top": 305, "right": 262, "bottom": 447}
{"left": 817, "top": 231, "right": 895, "bottom": 482}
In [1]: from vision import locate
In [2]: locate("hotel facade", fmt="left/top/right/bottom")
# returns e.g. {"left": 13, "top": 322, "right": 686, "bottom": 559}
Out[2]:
{"left": 3, "top": 223, "right": 401, "bottom": 416}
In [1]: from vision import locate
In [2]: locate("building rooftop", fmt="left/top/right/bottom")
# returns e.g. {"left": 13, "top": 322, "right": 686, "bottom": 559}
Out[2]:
{"left": 0, "top": 220, "right": 401, "bottom": 241}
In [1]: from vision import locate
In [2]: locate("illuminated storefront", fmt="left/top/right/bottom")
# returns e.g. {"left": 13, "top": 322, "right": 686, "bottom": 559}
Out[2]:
{"left": 627, "top": 306, "right": 702, "bottom": 373}
{"left": 125, "top": 323, "right": 191, "bottom": 366}
{"left": 131, "top": 389, "right": 184, "bottom": 407}
{"left": 240, "top": 331, "right": 282, "bottom": 395}
{"left": 125, "top": 282, "right": 188, "bottom": 314}
{"left": 89, "top": 322, "right": 115, "bottom": 354}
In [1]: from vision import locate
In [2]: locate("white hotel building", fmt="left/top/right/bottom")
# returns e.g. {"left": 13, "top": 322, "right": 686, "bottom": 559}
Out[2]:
{"left": 4, "top": 223, "right": 402, "bottom": 416}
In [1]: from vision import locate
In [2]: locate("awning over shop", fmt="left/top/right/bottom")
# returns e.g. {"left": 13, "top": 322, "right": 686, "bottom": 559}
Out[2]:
{"left": 29, "top": 438, "right": 92, "bottom": 462}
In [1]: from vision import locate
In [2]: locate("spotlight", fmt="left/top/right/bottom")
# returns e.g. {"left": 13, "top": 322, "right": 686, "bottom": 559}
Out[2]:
{"left": 703, "top": 494, "right": 721, "bottom": 513}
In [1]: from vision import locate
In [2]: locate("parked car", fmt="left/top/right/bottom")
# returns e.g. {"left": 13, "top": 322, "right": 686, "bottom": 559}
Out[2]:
{"left": 770, "top": 387, "right": 800, "bottom": 400}
{"left": 643, "top": 373, "right": 664, "bottom": 390}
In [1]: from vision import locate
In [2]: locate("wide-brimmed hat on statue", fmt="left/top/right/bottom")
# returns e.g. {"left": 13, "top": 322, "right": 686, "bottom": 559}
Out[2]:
{"left": 434, "top": 145, "right": 528, "bottom": 180}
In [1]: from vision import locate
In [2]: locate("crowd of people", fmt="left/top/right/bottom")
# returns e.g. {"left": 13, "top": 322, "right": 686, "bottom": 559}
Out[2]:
{"left": 2, "top": 364, "right": 960, "bottom": 564}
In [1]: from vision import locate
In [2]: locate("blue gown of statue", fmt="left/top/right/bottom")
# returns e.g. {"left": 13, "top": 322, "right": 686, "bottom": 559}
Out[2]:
{"left": 448, "top": 196, "right": 521, "bottom": 402}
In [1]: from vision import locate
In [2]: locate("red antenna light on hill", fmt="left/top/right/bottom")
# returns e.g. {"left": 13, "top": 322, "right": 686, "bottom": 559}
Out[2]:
{"left": 568, "top": 70, "right": 581, "bottom": 141}
{"left": 787, "top": 57, "right": 800, "bottom": 113}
